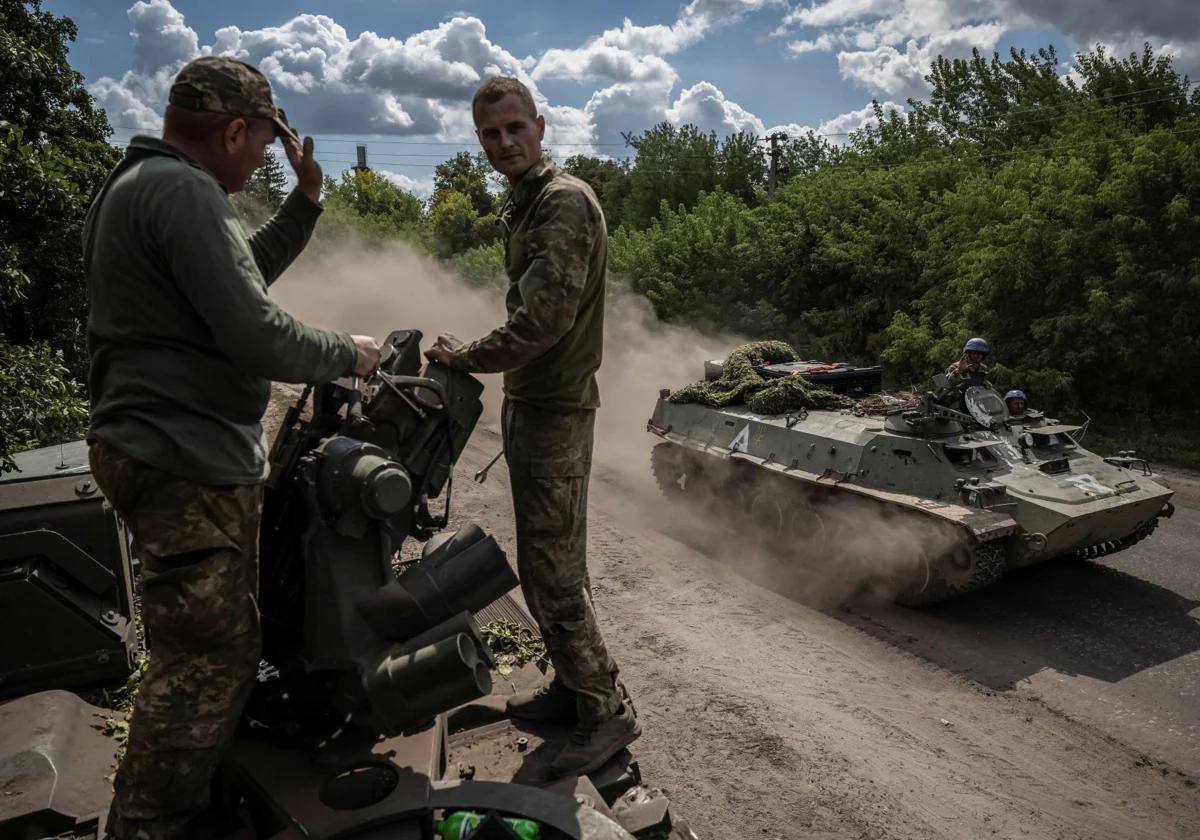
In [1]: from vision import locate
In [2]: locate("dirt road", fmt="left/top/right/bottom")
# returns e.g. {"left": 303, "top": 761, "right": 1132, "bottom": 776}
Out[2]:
{"left": 446, "top": 420, "right": 1199, "bottom": 840}
{"left": 264, "top": 246, "right": 1198, "bottom": 838}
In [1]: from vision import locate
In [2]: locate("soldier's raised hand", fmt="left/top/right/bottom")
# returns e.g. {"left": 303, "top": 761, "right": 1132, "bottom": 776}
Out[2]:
{"left": 278, "top": 110, "right": 323, "bottom": 204}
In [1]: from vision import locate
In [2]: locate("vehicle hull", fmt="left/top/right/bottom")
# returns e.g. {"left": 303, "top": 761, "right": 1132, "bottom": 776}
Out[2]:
{"left": 647, "top": 393, "right": 1174, "bottom": 605}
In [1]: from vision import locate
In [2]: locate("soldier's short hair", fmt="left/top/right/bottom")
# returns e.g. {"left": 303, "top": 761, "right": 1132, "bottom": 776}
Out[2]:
{"left": 472, "top": 76, "right": 538, "bottom": 123}
{"left": 163, "top": 105, "right": 238, "bottom": 144}
{"left": 162, "top": 105, "right": 272, "bottom": 145}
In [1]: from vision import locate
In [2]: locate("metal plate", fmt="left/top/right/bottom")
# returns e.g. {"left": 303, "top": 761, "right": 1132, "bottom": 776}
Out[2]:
{"left": 0, "top": 690, "right": 118, "bottom": 836}
{"left": 0, "top": 440, "right": 91, "bottom": 486}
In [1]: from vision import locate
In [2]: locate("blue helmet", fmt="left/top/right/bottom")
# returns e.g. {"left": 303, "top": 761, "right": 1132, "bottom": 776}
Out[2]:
{"left": 1005, "top": 390, "right": 1026, "bottom": 402}
{"left": 964, "top": 337, "right": 990, "bottom": 354}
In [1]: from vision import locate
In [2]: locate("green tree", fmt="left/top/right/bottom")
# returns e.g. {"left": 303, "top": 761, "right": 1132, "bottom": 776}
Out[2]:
{"left": 562, "top": 155, "right": 632, "bottom": 230}
{"left": 714, "top": 131, "right": 766, "bottom": 204}
{"left": 619, "top": 122, "right": 719, "bottom": 230}
{"left": 0, "top": 1, "right": 118, "bottom": 468}
{"left": 243, "top": 148, "right": 288, "bottom": 209}
{"left": 0, "top": 0, "right": 121, "bottom": 382}
{"left": 431, "top": 151, "right": 496, "bottom": 217}
{"left": 430, "top": 190, "right": 496, "bottom": 258}
{"left": 321, "top": 168, "right": 423, "bottom": 233}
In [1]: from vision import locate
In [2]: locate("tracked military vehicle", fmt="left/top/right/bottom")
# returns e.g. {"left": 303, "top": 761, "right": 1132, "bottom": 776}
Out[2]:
{"left": 0, "top": 329, "right": 695, "bottom": 840}
{"left": 646, "top": 343, "right": 1175, "bottom": 605}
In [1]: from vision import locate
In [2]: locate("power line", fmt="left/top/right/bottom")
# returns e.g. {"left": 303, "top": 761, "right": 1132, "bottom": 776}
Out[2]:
{"left": 108, "top": 104, "right": 1200, "bottom": 181}
{"left": 108, "top": 84, "right": 1196, "bottom": 152}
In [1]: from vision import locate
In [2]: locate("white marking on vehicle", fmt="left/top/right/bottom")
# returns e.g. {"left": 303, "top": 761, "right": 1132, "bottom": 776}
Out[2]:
{"left": 1067, "top": 474, "right": 1110, "bottom": 494}
{"left": 729, "top": 424, "right": 751, "bottom": 453}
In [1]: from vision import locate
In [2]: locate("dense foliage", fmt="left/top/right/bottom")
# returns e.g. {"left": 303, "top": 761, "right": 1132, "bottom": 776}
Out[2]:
{"left": 599, "top": 45, "right": 1200, "bottom": 444}
{"left": 1, "top": 0, "right": 119, "bottom": 470}
{"left": 4, "top": 0, "right": 1200, "bottom": 467}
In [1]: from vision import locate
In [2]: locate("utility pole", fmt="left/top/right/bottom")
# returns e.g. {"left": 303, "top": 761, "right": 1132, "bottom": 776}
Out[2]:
{"left": 354, "top": 144, "right": 369, "bottom": 172}
{"left": 766, "top": 131, "right": 787, "bottom": 201}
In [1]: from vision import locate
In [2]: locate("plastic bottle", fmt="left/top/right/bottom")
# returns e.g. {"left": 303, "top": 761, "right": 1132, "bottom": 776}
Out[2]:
{"left": 436, "top": 811, "right": 541, "bottom": 840}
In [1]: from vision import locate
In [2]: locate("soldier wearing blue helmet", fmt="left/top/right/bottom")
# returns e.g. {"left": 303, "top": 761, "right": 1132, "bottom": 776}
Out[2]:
{"left": 947, "top": 337, "right": 991, "bottom": 379}
{"left": 1005, "top": 389, "right": 1027, "bottom": 416}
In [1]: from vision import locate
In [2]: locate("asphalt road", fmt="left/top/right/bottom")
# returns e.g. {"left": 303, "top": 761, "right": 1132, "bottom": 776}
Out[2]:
{"left": 835, "top": 466, "right": 1200, "bottom": 777}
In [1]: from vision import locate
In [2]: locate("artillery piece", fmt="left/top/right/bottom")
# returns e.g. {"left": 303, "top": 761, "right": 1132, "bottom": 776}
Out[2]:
{"left": 0, "top": 329, "right": 693, "bottom": 840}
{"left": 646, "top": 347, "right": 1175, "bottom": 605}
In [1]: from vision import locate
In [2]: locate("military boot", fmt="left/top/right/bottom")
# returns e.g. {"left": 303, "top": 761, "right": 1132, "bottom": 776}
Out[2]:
{"left": 549, "top": 699, "right": 642, "bottom": 778}
{"left": 505, "top": 677, "right": 578, "bottom": 722}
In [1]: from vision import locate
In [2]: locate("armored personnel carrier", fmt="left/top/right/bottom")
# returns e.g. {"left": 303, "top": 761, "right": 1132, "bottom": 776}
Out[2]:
{"left": 0, "top": 329, "right": 695, "bottom": 840}
{"left": 646, "top": 342, "right": 1175, "bottom": 605}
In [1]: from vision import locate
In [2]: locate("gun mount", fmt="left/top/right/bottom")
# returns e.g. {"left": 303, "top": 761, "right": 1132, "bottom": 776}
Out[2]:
{"left": 0, "top": 330, "right": 694, "bottom": 840}
{"left": 247, "top": 328, "right": 516, "bottom": 742}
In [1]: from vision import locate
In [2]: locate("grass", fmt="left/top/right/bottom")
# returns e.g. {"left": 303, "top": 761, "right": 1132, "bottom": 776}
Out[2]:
{"left": 1077, "top": 418, "right": 1200, "bottom": 472}
{"left": 481, "top": 619, "right": 546, "bottom": 675}
{"left": 81, "top": 583, "right": 148, "bottom": 780}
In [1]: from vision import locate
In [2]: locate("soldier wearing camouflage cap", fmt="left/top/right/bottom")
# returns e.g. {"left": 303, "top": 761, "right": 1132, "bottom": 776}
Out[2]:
{"left": 425, "top": 76, "right": 641, "bottom": 779}
{"left": 83, "top": 55, "right": 381, "bottom": 839}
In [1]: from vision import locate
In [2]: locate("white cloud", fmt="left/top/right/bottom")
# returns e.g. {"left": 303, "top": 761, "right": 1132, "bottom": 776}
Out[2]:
{"left": 788, "top": 34, "right": 837, "bottom": 54}
{"left": 836, "top": 22, "right": 1008, "bottom": 99}
{"left": 377, "top": 170, "right": 435, "bottom": 200}
{"left": 772, "top": 0, "right": 1200, "bottom": 100}
{"left": 666, "top": 81, "right": 767, "bottom": 136}
{"left": 128, "top": 0, "right": 198, "bottom": 72}
{"left": 89, "top": 3, "right": 548, "bottom": 139}
{"left": 817, "top": 99, "right": 905, "bottom": 138}
{"left": 1004, "top": 0, "right": 1200, "bottom": 46}
{"left": 582, "top": 79, "right": 676, "bottom": 148}
{"left": 532, "top": 46, "right": 678, "bottom": 85}
{"left": 531, "top": 0, "right": 782, "bottom": 86}
{"left": 92, "top": 0, "right": 938, "bottom": 180}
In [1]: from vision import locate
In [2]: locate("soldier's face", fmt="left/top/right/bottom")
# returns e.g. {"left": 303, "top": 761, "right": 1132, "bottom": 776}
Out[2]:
{"left": 965, "top": 350, "right": 985, "bottom": 365}
{"left": 1008, "top": 398, "right": 1025, "bottom": 414}
{"left": 475, "top": 94, "right": 545, "bottom": 182}
{"left": 221, "top": 117, "right": 277, "bottom": 191}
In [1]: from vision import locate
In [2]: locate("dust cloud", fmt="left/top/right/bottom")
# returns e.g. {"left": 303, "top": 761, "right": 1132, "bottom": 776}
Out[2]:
{"left": 270, "top": 229, "right": 744, "bottom": 486}
{"left": 641, "top": 476, "right": 966, "bottom": 610}
{"left": 269, "top": 230, "right": 962, "bottom": 610}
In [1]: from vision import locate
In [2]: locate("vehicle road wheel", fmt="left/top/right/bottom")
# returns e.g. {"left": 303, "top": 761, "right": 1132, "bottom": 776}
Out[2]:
{"left": 892, "top": 539, "right": 1007, "bottom": 607}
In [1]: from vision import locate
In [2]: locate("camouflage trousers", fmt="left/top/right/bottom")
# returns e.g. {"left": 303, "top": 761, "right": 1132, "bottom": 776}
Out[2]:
{"left": 501, "top": 398, "right": 622, "bottom": 723}
{"left": 87, "top": 439, "right": 264, "bottom": 840}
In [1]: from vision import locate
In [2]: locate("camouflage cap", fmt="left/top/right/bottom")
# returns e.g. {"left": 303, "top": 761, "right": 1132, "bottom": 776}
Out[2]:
{"left": 168, "top": 56, "right": 300, "bottom": 145}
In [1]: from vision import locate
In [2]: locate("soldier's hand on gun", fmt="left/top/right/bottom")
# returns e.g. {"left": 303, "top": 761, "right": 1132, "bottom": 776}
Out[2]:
{"left": 277, "top": 110, "right": 323, "bottom": 205}
{"left": 352, "top": 335, "right": 382, "bottom": 376}
{"left": 424, "top": 333, "right": 464, "bottom": 366}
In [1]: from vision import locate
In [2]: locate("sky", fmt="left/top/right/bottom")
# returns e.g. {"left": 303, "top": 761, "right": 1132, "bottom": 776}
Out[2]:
{"left": 43, "top": 0, "right": 1200, "bottom": 199}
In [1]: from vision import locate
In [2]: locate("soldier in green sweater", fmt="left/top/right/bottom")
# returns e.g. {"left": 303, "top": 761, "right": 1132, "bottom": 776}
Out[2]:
{"left": 425, "top": 76, "right": 640, "bottom": 778}
{"left": 83, "top": 56, "right": 380, "bottom": 839}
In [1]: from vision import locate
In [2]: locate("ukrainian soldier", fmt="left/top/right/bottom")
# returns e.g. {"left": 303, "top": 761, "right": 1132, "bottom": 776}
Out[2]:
{"left": 83, "top": 56, "right": 381, "bottom": 839}
{"left": 947, "top": 337, "right": 991, "bottom": 379}
{"left": 424, "top": 76, "right": 639, "bottom": 777}
{"left": 1005, "top": 390, "right": 1027, "bottom": 417}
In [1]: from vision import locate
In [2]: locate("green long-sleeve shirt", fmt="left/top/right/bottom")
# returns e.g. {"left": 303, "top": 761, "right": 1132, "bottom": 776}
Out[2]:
{"left": 83, "top": 136, "right": 357, "bottom": 485}
{"left": 449, "top": 155, "right": 606, "bottom": 412}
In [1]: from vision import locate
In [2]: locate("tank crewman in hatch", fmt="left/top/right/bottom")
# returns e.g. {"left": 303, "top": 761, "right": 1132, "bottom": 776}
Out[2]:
{"left": 947, "top": 337, "right": 991, "bottom": 378}
{"left": 1005, "top": 390, "right": 1027, "bottom": 417}
{"left": 423, "top": 76, "right": 640, "bottom": 778}
{"left": 83, "top": 56, "right": 381, "bottom": 839}
{"left": 945, "top": 337, "right": 994, "bottom": 390}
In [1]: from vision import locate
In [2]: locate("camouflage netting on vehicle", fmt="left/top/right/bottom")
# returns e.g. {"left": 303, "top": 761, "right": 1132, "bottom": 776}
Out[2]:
{"left": 852, "top": 392, "right": 922, "bottom": 416}
{"left": 668, "top": 341, "right": 857, "bottom": 414}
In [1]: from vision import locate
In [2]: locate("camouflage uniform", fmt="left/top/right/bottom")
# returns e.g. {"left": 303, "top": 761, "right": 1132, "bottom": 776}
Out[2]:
{"left": 449, "top": 154, "right": 638, "bottom": 776}
{"left": 501, "top": 399, "right": 620, "bottom": 722}
{"left": 82, "top": 56, "right": 357, "bottom": 839}
{"left": 89, "top": 440, "right": 264, "bottom": 840}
